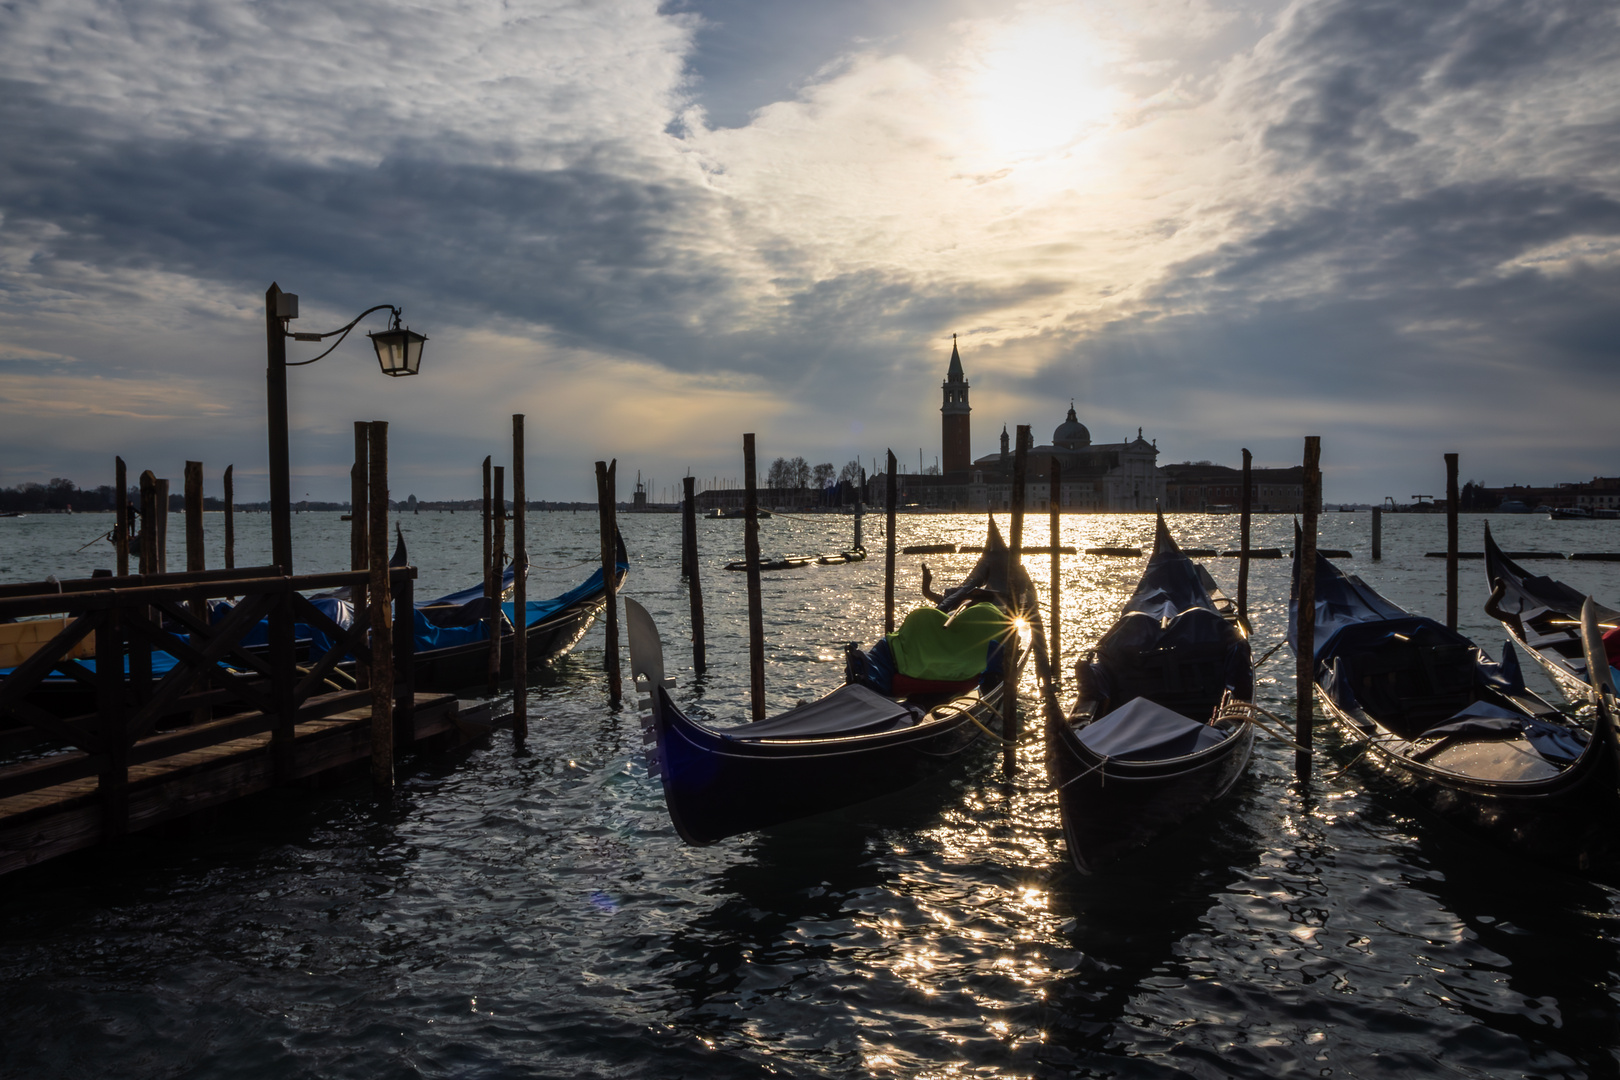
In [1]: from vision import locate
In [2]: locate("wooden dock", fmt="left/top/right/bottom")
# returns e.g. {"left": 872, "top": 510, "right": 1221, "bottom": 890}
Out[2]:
{"left": 0, "top": 562, "right": 498, "bottom": 877}
{"left": 0, "top": 691, "right": 472, "bottom": 876}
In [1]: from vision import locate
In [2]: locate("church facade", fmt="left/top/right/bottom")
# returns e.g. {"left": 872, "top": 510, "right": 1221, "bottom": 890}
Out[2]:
{"left": 884, "top": 340, "right": 1170, "bottom": 512}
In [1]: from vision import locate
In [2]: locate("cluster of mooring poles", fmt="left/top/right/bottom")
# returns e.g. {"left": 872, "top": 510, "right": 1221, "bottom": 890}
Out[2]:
{"left": 645, "top": 433, "right": 1478, "bottom": 789}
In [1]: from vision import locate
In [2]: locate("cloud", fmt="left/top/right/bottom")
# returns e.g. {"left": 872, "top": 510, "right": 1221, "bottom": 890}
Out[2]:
{"left": 1, "top": 0, "right": 1618, "bottom": 504}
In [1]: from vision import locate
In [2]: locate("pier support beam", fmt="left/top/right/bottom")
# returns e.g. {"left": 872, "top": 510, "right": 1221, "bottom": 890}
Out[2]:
{"left": 1003, "top": 425, "right": 1030, "bottom": 777}
{"left": 1295, "top": 435, "right": 1321, "bottom": 782}
{"left": 743, "top": 437, "right": 765, "bottom": 720}
{"left": 1446, "top": 452, "right": 1459, "bottom": 631}
{"left": 369, "top": 420, "right": 394, "bottom": 792}
{"left": 683, "top": 475, "right": 707, "bottom": 677}
{"left": 1238, "top": 448, "right": 1252, "bottom": 632}
{"left": 885, "top": 451, "right": 897, "bottom": 636}
{"left": 596, "top": 459, "right": 622, "bottom": 708}
{"left": 513, "top": 414, "right": 528, "bottom": 750}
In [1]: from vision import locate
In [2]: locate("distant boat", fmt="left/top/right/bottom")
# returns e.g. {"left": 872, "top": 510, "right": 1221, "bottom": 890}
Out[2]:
{"left": 1550, "top": 507, "right": 1592, "bottom": 520}
{"left": 708, "top": 507, "right": 770, "bottom": 519}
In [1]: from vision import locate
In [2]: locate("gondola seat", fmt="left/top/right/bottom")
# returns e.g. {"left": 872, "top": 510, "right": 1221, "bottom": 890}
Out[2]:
{"left": 1346, "top": 636, "right": 1476, "bottom": 738}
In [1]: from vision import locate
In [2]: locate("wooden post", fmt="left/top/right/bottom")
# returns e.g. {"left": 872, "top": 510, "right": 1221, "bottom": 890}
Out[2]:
{"left": 743, "top": 436, "right": 765, "bottom": 721}
{"left": 512, "top": 415, "right": 528, "bottom": 749}
{"left": 854, "top": 474, "right": 864, "bottom": 551}
{"left": 482, "top": 455, "right": 494, "bottom": 687}
{"left": 1003, "top": 426, "right": 1030, "bottom": 776}
{"left": 185, "top": 460, "right": 209, "bottom": 726}
{"left": 139, "top": 470, "right": 157, "bottom": 575}
{"left": 1296, "top": 436, "right": 1321, "bottom": 782}
{"left": 222, "top": 464, "right": 235, "bottom": 571}
{"left": 884, "top": 450, "right": 897, "bottom": 635}
{"left": 351, "top": 422, "right": 369, "bottom": 572}
{"left": 114, "top": 457, "right": 129, "bottom": 577}
{"left": 683, "top": 475, "right": 707, "bottom": 676}
{"left": 1238, "top": 448, "right": 1253, "bottom": 631}
{"left": 1048, "top": 456, "right": 1061, "bottom": 686}
{"left": 369, "top": 420, "right": 394, "bottom": 791}
{"left": 185, "top": 461, "right": 205, "bottom": 576}
{"left": 154, "top": 478, "right": 169, "bottom": 573}
{"left": 596, "top": 459, "right": 622, "bottom": 708}
{"left": 681, "top": 476, "right": 696, "bottom": 580}
{"left": 490, "top": 464, "right": 506, "bottom": 693}
{"left": 1371, "top": 506, "right": 1382, "bottom": 561}
{"left": 1445, "top": 452, "right": 1459, "bottom": 630}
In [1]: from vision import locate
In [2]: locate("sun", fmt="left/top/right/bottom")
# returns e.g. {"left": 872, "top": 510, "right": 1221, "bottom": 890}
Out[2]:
{"left": 969, "top": 15, "right": 1120, "bottom": 162}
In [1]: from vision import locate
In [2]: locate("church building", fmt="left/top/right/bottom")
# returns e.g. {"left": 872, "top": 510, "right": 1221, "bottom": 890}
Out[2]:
{"left": 892, "top": 339, "right": 1170, "bottom": 512}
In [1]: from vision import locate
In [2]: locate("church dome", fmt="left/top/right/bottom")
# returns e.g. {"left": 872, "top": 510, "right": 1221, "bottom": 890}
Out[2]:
{"left": 1053, "top": 403, "right": 1090, "bottom": 448}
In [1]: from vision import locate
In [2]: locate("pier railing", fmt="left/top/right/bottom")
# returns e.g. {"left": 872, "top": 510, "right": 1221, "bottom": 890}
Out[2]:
{"left": 0, "top": 564, "right": 416, "bottom": 838}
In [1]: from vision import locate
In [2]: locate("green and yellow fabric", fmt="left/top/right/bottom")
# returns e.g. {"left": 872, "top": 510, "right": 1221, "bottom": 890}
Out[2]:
{"left": 886, "top": 602, "right": 1011, "bottom": 682}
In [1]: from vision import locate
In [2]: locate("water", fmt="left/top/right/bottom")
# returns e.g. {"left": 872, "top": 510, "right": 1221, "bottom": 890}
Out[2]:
{"left": 2, "top": 510, "right": 1618, "bottom": 1078}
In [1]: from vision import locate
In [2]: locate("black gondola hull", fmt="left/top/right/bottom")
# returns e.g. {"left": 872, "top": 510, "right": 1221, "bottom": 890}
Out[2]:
{"left": 1320, "top": 697, "right": 1620, "bottom": 869}
{"left": 1050, "top": 713, "right": 1255, "bottom": 872}
{"left": 410, "top": 593, "right": 608, "bottom": 691}
{"left": 651, "top": 684, "right": 1001, "bottom": 845}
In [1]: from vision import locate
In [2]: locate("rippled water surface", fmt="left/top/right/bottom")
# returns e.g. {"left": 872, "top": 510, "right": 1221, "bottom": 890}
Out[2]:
{"left": 2, "top": 509, "right": 1618, "bottom": 1078}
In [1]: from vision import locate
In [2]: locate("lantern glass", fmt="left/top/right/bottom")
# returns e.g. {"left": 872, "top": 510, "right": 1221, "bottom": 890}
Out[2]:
{"left": 369, "top": 327, "right": 426, "bottom": 377}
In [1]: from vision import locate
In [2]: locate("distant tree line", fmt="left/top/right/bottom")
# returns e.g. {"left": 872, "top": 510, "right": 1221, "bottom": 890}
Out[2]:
{"left": 0, "top": 478, "right": 222, "bottom": 513}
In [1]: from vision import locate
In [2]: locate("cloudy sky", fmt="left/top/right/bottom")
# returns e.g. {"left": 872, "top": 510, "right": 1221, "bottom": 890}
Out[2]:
{"left": 2, "top": 0, "right": 1617, "bottom": 504}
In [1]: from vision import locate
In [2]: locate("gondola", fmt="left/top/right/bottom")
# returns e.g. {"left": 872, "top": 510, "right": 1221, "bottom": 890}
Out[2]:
{"left": 1047, "top": 513, "right": 1256, "bottom": 872}
{"left": 1483, "top": 521, "right": 1620, "bottom": 705}
{"left": 402, "top": 530, "right": 629, "bottom": 691}
{"left": 1290, "top": 539, "right": 1619, "bottom": 868}
{"left": 625, "top": 520, "right": 1030, "bottom": 845}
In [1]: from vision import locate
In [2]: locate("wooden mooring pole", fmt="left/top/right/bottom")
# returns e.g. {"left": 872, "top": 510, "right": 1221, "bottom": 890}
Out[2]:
{"left": 743, "top": 437, "right": 765, "bottom": 721}
{"left": 1445, "top": 452, "right": 1459, "bottom": 631}
{"left": 369, "top": 420, "right": 394, "bottom": 792}
{"left": 1296, "top": 436, "right": 1321, "bottom": 782}
{"left": 154, "top": 477, "right": 169, "bottom": 573}
{"left": 885, "top": 450, "right": 898, "bottom": 636}
{"left": 683, "top": 475, "right": 707, "bottom": 677}
{"left": 1048, "top": 456, "right": 1061, "bottom": 687}
{"left": 351, "top": 423, "right": 369, "bottom": 572}
{"left": 139, "top": 470, "right": 157, "bottom": 575}
{"left": 1238, "top": 448, "right": 1253, "bottom": 632}
{"left": 185, "top": 461, "right": 205, "bottom": 577}
{"left": 512, "top": 415, "right": 528, "bottom": 749}
{"left": 114, "top": 457, "right": 129, "bottom": 577}
{"left": 490, "top": 464, "right": 506, "bottom": 694}
{"left": 222, "top": 465, "right": 235, "bottom": 571}
{"left": 1003, "top": 426, "right": 1030, "bottom": 776}
{"left": 185, "top": 460, "right": 209, "bottom": 726}
{"left": 482, "top": 456, "right": 495, "bottom": 689}
{"left": 596, "top": 459, "right": 622, "bottom": 708}
{"left": 1371, "top": 506, "right": 1382, "bottom": 561}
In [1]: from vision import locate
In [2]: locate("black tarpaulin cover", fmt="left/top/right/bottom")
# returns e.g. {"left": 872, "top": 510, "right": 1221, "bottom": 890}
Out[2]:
{"left": 720, "top": 684, "right": 918, "bottom": 741}
{"left": 1077, "top": 695, "right": 1230, "bottom": 761}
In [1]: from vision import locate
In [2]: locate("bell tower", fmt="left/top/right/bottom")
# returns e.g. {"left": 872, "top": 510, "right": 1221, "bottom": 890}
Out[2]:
{"left": 941, "top": 334, "right": 971, "bottom": 477}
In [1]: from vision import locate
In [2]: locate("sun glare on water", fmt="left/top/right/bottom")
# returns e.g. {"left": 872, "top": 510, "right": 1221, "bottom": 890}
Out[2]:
{"left": 968, "top": 16, "right": 1119, "bottom": 163}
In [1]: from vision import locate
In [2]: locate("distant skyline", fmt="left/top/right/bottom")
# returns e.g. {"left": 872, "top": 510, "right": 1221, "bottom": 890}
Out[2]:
{"left": 2, "top": 0, "right": 1617, "bottom": 505}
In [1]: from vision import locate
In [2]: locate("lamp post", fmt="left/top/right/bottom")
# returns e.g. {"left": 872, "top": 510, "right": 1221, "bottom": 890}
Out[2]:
{"left": 264, "top": 282, "right": 425, "bottom": 573}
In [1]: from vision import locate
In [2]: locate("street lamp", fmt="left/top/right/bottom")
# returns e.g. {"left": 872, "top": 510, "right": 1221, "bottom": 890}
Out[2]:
{"left": 265, "top": 282, "right": 426, "bottom": 574}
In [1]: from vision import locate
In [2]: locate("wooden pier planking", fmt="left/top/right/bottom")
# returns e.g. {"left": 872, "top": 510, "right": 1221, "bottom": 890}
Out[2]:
{"left": 0, "top": 691, "right": 463, "bottom": 876}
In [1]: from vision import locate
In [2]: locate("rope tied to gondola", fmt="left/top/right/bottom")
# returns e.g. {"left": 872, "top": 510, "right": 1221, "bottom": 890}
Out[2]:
{"left": 1223, "top": 700, "right": 1310, "bottom": 753}
{"left": 1252, "top": 639, "right": 1290, "bottom": 668}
